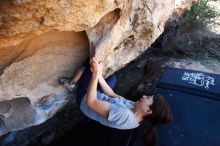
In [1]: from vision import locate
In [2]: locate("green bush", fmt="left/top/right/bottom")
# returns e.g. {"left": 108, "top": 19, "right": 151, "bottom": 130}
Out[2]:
{"left": 180, "top": 0, "right": 219, "bottom": 30}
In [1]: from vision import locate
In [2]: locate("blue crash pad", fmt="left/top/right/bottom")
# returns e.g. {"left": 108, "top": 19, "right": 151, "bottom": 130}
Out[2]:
{"left": 157, "top": 67, "right": 220, "bottom": 100}
{"left": 154, "top": 67, "right": 220, "bottom": 146}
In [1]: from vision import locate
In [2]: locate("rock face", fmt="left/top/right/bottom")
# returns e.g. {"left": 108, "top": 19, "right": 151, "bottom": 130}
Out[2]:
{"left": 0, "top": 31, "right": 89, "bottom": 135}
{"left": 0, "top": 0, "right": 187, "bottom": 135}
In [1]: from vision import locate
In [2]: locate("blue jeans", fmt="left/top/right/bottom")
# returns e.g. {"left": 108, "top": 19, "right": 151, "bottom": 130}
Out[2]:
{"left": 76, "top": 58, "right": 117, "bottom": 107}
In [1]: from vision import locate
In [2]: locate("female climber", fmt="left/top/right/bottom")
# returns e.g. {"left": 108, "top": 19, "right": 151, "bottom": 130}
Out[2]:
{"left": 59, "top": 57, "right": 172, "bottom": 132}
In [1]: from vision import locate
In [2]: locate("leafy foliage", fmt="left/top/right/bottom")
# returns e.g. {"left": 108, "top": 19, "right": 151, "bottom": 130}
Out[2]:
{"left": 180, "top": 0, "right": 219, "bottom": 30}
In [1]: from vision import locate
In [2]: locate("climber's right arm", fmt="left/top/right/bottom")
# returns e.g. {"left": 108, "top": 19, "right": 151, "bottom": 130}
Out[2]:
{"left": 86, "top": 57, "right": 111, "bottom": 118}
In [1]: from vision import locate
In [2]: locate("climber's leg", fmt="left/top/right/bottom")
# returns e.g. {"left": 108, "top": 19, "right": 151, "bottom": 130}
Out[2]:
{"left": 69, "top": 57, "right": 90, "bottom": 85}
{"left": 76, "top": 58, "right": 92, "bottom": 106}
{"left": 97, "top": 74, "right": 117, "bottom": 93}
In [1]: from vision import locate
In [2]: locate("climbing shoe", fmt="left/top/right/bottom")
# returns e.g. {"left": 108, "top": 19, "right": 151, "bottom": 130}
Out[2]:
{"left": 58, "top": 77, "right": 76, "bottom": 92}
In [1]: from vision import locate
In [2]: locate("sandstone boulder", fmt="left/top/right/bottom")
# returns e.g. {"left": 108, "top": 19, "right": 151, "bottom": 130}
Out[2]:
{"left": 0, "top": 0, "right": 188, "bottom": 135}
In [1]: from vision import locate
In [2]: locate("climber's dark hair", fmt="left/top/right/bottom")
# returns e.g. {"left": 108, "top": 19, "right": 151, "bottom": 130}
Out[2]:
{"left": 141, "top": 93, "right": 172, "bottom": 146}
